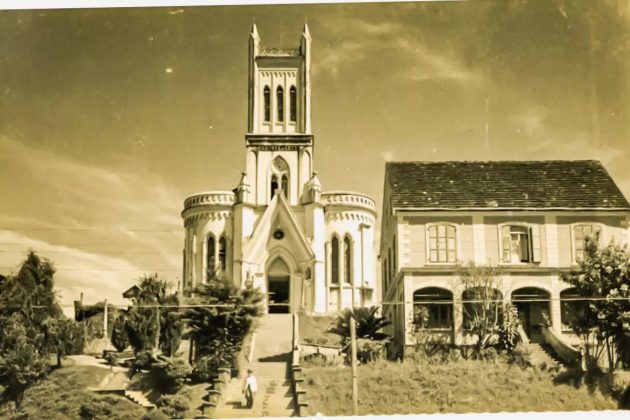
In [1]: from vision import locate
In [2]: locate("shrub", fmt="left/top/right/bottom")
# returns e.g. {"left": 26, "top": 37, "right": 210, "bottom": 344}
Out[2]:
{"left": 497, "top": 303, "right": 521, "bottom": 352}
{"left": 157, "top": 393, "right": 189, "bottom": 418}
{"left": 111, "top": 313, "right": 130, "bottom": 353}
{"left": 507, "top": 342, "right": 532, "bottom": 369}
{"left": 79, "top": 400, "right": 112, "bottom": 419}
{"left": 133, "top": 350, "right": 154, "bottom": 373}
{"left": 343, "top": 338, "right": 388, "bottom": 364}
{"left": 153, "top": 358, "right": 192, "bottom": 392}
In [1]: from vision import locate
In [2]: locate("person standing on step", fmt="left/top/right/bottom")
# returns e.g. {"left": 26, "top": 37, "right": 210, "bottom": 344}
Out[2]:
{"left": 242, "top": 368, "right": 257, "bottom": 409}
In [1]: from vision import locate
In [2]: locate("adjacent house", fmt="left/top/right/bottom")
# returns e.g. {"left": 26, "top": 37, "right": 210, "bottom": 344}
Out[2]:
{"left": 379, "top": 160, "right": 630, "bottom": 356}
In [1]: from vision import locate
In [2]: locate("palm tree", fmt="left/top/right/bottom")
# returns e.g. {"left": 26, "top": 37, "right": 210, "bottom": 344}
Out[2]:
{"left": 330, "top": 306, "right": 391, "bottom": 341}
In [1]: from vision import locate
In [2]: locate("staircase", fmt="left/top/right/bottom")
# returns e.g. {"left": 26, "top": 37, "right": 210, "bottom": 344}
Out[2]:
{"left": 213, "top": 314, "right": 296, "bottom": 418}
{"left": 124, "top": 390, "right": 156, "bottom": 409}
{"left": 529, "top": 343, "right": 563, "bottom": 368}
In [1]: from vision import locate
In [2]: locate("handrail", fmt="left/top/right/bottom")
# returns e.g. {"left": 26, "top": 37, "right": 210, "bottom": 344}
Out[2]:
{"left": 541, "top": 324, "right": 581, "bottom": 365}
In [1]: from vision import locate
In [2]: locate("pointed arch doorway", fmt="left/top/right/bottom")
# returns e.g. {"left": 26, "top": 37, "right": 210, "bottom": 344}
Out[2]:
{"left": 267, "top": 257, "right": 291, "bottom": 313}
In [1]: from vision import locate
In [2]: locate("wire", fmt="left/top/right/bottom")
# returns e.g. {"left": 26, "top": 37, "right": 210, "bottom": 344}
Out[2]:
{"left": 0, "top": 250, "right": 183, "bottom": 255}
{"left": 0, "top": 227, "right": 182, "bottom": 232}
{"left": 3, "top": 296, "right": 628, "bottom": 310}
{"left": 0, "top": 267, "right": 180, "bottom": 272}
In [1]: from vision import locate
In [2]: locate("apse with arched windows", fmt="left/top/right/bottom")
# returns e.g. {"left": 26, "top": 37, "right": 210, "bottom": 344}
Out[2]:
{"left": 206, "top": 234, "right": 228, "bottom": 281}
{"left": 511, "top": 287, "right": 550, "bottom": 343}
{"left": 328, "top": 235, "right": 356, "bottom": 310}
{"left": 413, "top": 288, "right": 454, "bottom": 332}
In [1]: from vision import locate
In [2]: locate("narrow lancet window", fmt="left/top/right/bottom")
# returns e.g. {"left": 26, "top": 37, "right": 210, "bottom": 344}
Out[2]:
{"left": 277, "top": 86, "right": 284, "bottom": 122}
{"left": 263, "top": 86, "right": 271, "bottom": 122}
{"left": 289, "top": 86, "right": 297, "bottom": 122}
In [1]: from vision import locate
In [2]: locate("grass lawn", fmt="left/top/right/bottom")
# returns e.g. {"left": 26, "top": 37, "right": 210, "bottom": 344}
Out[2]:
{"left": 0, "top": 364, "right": 150, "bottom": 419}
{"left": 303, "top": 358, "right": 619, "bottom": 415}
{"left": 299, "top": 314, "right": 342, "bottom": 347}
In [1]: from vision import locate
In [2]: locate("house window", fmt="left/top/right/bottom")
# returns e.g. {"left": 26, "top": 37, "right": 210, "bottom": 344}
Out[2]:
{"left": 413, "top": 288, "right": 453, "bottom": 330}
{"left": 573, "top": 224, "right": 601, "bottom": 262}
{"left": 560, "top": 287, "right": 588, "bottom": 332}
{"left": 289, "top": 86, "right": 297, "bottom": 122}
{"left": 219, "top": 236, "right": 227, "bottom": 271}
{"left": 263, "top": 86, "right": 271, "bottom": 122}
{"left": 500, "top": 224, "right": 541, "bottom": 264}
{"left": 277, "top": 86, "right": 284, "bottom": 122}
{"left": 331, "top": 237, "right": 339, "bottom": 284}
{"left": 206, "top": 236, "right": 215, "bottom": 279}
{"left": 344, "top": 235, "right": 352, "bottom": 284}
{"left": 427, "top": 224, "right": 457, "bottom": 263}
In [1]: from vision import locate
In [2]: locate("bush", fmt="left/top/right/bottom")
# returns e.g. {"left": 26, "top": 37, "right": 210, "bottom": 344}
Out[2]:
{"left": 343, "top": 338, "right": 388, "bottom": 364}
{"left": 507, "top": 342, "right": 533, "bottom": 369}
{"left": 133, "top": 350, "right": 154, "bottom": 372}
{"left": 157, "top": 393, "right": 189, "bottom": 418}
{"left": 79, "top": 400, "right": 112, "bottom": 419}
{"left": 153, "top": 358, "right": 192, "bottom": 392}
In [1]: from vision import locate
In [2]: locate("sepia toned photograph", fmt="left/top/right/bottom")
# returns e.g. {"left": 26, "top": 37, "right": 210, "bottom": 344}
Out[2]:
{"left": 0, "top": 0, "right": 629, "bottom": 418}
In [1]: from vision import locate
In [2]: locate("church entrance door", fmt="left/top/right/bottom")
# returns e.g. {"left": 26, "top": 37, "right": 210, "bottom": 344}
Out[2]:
{"left": 267, "top": 258, "right": 291, "bottom": 314}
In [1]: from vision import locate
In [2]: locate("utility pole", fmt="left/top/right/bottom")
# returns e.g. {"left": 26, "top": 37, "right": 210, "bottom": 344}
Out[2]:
{"left": 350, "top": 317, "right": 359, "bottom": 416}
{"left": 103, "top": 298, "right": 109, "bottom": 350}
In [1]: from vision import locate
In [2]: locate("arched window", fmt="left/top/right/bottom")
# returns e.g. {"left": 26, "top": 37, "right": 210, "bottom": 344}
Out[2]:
{"left": 206, "top": 236, "right": 215, "bottom": 278}
{"left": 263, "top": 86, "right": 271, "bottom": 122}
{"left": 289, "top": 86, "right": 297, "bottom": 122}
{"left": 219, "top": 236, "right": 227, "bottom": 271}
{"left": 270, "top": 174, "right": 279, "bottom": 199}
{"left": 281, "top": 174, "right": 288, "bottom": 199}
{"left": 331, "top": 237, "right": 339, "bottom": 284}
{"left": 413, "top": 288, "right": 453, "bottom": 330}
{"left": 427, "top": 223, "right": 457, "bottom": 263}
{"left": 344, "top": 235, "right": 352, "bottom": 284}
{"left": 276, "top": 86, "right": 284, "bottom": 122}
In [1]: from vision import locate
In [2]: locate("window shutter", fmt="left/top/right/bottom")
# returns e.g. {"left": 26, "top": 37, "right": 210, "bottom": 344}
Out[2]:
{"left": 531, "top": 225, "right": 542, "bottom": 263}
{"left": 500, "top": 225, "right": 511, "bottom": 263}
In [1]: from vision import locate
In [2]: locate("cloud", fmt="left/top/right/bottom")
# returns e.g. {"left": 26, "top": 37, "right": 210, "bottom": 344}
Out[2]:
{"left": 313, "top": 15, "right": 479, "bottom": 84}
{"left": 0, "top": 231, "right": 149, "bottom": 315}
{"left": 0, "top": 136, "right": 185, "bottom": 309}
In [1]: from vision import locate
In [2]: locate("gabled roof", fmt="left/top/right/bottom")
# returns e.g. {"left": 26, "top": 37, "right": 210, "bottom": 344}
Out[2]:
{"left": 385, "top": 160, "right": 630, "bottom": 211}
{"left": 243, "top": 192, "right": 315, "bottom": 264}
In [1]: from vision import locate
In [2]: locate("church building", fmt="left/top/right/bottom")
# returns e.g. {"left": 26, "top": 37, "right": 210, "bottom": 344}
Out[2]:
{"left": 180, "top": 25, "right": 377, "bottom": 314}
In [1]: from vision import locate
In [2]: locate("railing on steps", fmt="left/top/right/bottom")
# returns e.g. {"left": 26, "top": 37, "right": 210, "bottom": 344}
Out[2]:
{"left": 541, "top": 324, "right": 581, "bottom": 366}
{"left": 291, "top": 313, "right": 309, "bottom": 417}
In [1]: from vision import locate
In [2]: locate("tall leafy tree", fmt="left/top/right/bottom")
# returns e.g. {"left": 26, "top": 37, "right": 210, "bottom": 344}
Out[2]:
{"left": 183, "top": 276, "right": 264, "bottom": 379}
{"left": 563, "top": 234, "right": 630, "bottom": 371}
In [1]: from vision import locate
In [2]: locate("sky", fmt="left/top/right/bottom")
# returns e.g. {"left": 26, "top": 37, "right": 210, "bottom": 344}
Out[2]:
{"left": 1, "top": 0, "right": 629, "bottom": 311}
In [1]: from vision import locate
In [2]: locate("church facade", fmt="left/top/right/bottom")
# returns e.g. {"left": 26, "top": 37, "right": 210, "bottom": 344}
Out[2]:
{"left": 180, "top": 25, "right": 377, "bottom": 314}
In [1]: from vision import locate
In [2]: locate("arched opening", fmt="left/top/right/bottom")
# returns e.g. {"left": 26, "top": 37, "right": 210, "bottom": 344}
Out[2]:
{"left": 219, "top": 236, "right": 227, "bottom": 271}
{"left": 206, "top": 236, "right": 215, "bottom": 280}
{"left": 511, "top": 287, "right": 550, "bottom": 343}
{"left": 281, "top": 174, "right": 289, "bottom": 199}
{"left": 560, "top": 287, "right": 587, "bottom": 333}
{"left": 462, "top": 287, "right": 503, "bottom": 332}
{"left": 263, "top": 86, "right": 271, "bottom": 122}
{"left": 331, "top": 237, "right": 339, "bottom": 284}
{"left": 413, "top": 287, "right": 453, "bottom": 330}
{"left": 276, "top": 86, "right": 284, "bottom": 122}
{"left": 267, "top": 257, "right": 290, "bottom": 313}
{"left": 270, "top": 174, "right": 279, "bottom": 199}
{"left": 289, "top": 86, "right": 297, "bottom": 122}
{"left": 344, "top": 236, "right": 352, "bottom": 284}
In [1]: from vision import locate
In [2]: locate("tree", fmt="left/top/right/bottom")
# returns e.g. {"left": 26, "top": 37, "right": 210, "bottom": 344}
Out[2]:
{"left": 563, "top": 234, "right": 630, "bottom": 371}
{"left": 183, "top": 276, "right": 264, "bottom": 380}
{"left": 111, "top": 313, "right": 130, "bottom": 353}
{"left": 124, "top": 274, "right": 182, "bottom": 356}
{"left": 0, "top": 252, "right": 83, "bottom": 409}
{"left": 458, "top": 264, "right": 521, "bottom": 358}
{"left": 330, "top": 306, "right": 391, "bottom": 340}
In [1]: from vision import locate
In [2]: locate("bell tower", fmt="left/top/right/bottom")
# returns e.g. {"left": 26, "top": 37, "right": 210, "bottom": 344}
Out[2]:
{"left": 244, "top": 24, "right": 314, "bottom": 206}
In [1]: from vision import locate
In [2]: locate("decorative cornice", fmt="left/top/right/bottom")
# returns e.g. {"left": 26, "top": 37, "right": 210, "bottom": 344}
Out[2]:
{"left": 184, "top": 210, "right": 233, "bottom": 227}
{"left": 322, "top": 191, "right": 376, "bottom": 214}
{"left": 325, "top": 211, "right": 375, "bottom": 225}
{"left": 183, "top": 191, "right": 236, "bottom": 212}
